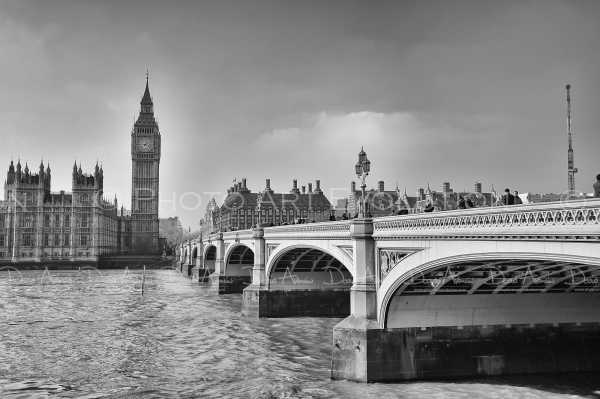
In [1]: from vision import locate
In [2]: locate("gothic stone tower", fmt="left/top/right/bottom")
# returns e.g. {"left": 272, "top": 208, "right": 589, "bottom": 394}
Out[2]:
{"left": 131, "top": 76, "right": 161, "bottom": 254}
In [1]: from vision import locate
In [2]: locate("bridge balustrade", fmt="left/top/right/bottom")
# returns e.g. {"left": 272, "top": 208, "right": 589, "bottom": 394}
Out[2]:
{"left": 263, "top": 220, "right": 352, "bottom": 239}
{"left": 373, "top": 199, "right": 600, "bottom": 239}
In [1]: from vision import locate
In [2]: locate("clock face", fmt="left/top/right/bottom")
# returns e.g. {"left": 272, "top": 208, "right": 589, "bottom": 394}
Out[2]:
{"left": 137, "top": 138, "right": 154, "bottom": 152}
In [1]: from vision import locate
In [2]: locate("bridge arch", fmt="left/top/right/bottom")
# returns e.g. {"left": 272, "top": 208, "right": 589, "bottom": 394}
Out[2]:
{"left": 259, "top": 244, "right": 353, "bottom": 317}
{"left": 267, "top": 245, "right": 353, "bottom": 290}
{"left": 265, "top": 243, "right": 354, "bottom": 284}
{"left": 378, "top": 251, "right": 600, "bottom": 329}
{"left": 224, "top": 243, "right": 254, "bottom": 276}
{"left": 203, "top": 244, "right": 217, "bottom": 273}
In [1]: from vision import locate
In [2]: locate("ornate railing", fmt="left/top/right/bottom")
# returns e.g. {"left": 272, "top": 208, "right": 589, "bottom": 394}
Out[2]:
{"left": 198, "top": 200, "right": 600, "bottom": 243}
{"left": 263, "top": 220, "right": 352, "bottom": 239}
{"left": 373, "top": 199, "right": 600, "bottom": 240}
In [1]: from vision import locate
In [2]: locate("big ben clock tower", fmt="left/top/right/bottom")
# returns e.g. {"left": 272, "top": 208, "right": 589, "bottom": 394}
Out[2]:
{"left": 131, "top": 74, "right": 161, "bottom": 253}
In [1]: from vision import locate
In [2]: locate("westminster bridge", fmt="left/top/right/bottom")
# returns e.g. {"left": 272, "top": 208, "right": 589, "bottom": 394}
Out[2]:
{"left": 178, "top": 198, "right": 600, "bottom": 382}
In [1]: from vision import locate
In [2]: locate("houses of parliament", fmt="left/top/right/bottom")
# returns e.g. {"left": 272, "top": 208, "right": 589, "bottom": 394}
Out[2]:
{"left": 0, "top": 77, "right": 161, "bottom": 263}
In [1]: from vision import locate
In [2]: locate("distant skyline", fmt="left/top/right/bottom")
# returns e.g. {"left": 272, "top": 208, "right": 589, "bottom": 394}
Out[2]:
{"left": 1, "top": 0, "right": 600, "bottom": 228}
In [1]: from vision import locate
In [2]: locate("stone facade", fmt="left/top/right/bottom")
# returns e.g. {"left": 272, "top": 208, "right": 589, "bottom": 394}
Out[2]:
{"left": 206, "top": 178, "right": 332, "bottom": 232}
{"left": 0, "top": 161, "right": 124, "bottom": 263}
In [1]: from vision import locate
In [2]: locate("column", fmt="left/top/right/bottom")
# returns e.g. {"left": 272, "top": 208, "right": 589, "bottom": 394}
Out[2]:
{"left": 214, "top": 235, "right": 225, "bottom": 275}
{"left": 185, "top": 242, "right": 193, "bottom": 276}
{"left": 11, "top": 206, "right": 19, "bottom": 263}
{"left": 34, "top": 205, "right": 43, "bottom": 262}
{"left": 331, "top": 218, "right": 379, "bottom": 382}
{"left": 349, "top": 219, "right": 377, "bottom": 319}
{"left": 195, "top": 240, "right": 211, "bottom": 283}
{"left": 195, "top": 242, "right": 204, "bottom": 267}
{"left": 69, "top": 206, "right": 75, "bottom": 262}
{"left": 241, "top": 228, "right": 266, "bottom": 316}
{"left": 208, "top": 233, "right": 227, "bottom": 293}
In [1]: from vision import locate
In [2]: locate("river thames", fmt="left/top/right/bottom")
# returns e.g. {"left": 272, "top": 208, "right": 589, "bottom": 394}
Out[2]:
{"left": 1, "top": 269, "right": 599, "bottom": 398}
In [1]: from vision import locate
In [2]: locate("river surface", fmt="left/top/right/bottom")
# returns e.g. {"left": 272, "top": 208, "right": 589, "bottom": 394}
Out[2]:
{"left": 1, "top": 269, "right": 599, "bottom": 398}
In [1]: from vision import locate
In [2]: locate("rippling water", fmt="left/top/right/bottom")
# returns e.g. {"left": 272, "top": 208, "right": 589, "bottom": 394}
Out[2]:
{"left": 1, "top": 269, "right": 599, "bottom": 398}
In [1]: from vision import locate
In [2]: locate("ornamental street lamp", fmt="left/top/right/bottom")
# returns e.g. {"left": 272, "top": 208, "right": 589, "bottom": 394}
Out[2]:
{"left": 355, "top": 146, "right": 371, "bottom": 218}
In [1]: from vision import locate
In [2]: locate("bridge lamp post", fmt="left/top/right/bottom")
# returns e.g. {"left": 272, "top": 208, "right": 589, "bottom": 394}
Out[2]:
{"left": 355, "top": 147, "right": 371, "bottom": 218}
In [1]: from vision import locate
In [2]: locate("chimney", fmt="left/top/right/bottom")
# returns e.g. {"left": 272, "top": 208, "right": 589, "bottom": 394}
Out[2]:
{"left": 308, "top": 182, "right": 313, "bottom": 193}
{"left": 351, "top": 181, "right": 356, "bottom": 193}
{"left": 418, "top": 188, "right": 425, "bottom": 199}
{"left": 315, "top": 180, "right": 322, "bottom": 193}
{"left": 292, "top": 179, "right": 299, "bottom": 193}
{"left": 474, "top": 182, "right": 482, "bottom": 194}
{"left": 442, "top": 182, "right": 451, "bottom": 193}
{"left": 302, "top": 185, "right": 306, "bottom": 194}
{"left": 242, "top": 178, "right": 247, "bottom": 190}
{"left": 378, "top": 180, "right": 384, "bottom": 192}
{"left": 265, "top": 178, "right": 271, "bottom": 191}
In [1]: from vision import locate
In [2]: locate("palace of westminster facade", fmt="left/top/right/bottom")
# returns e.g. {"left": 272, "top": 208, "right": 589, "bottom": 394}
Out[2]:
{"left": 0, "top": 78, "right": 161, "bottom": 263}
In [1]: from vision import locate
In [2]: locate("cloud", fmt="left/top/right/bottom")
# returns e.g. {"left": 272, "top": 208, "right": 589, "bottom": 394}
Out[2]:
{"left": 250, "top": 111, "right": 449, "bottom": 193}
{"left": 246, "top": 110, "right": 532, "bottom": 199}
{"left": 258, "top": 110, "right": 429, "bottom": 155}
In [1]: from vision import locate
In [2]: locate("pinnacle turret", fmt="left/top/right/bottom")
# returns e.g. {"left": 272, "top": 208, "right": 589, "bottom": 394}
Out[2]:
{"left": 7, "top": 161, "right": 15, "bottom": 185}
{"left": 141, "top": 78, "right": 152, "bottom": 106}
{"left": 135, "top": 72, "right": 157, "bottom": 127}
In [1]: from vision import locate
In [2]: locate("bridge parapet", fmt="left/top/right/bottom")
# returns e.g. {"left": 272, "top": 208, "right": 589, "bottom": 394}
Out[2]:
{"left": 221, "top": 229, "right": 254, "bottom": 241}
{"left": 373, "top": 199, "right": 600, "bottom": 240}
{"left": 263, "top": 220, "right": 352, "bottom": 239}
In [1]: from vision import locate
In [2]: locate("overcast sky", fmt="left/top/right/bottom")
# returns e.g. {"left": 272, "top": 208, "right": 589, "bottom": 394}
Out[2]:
{"left": 1, "top": 0, "right": 599, "bottom": 228}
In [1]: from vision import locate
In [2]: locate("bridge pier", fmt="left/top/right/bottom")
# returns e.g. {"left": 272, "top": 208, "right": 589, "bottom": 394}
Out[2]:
{"left": 193, "top": 265, "right": 212, "bottom": 283}
{"left": 244, "top": 288, "right": 350, "bottom": 317}
{"left": 374, "top": 324, "right": 600, "bottom": 381}
{"left": 209, "top": 274, "right": 251, "bottom": 294}
{"left": 208, "top": 234, "right": 229, "bottom": 293}
{"left": 331, "top": 218, "right": 380, "bottom": 381}
{"left": 242, "top": 228, "right": 267, "bottom": 316}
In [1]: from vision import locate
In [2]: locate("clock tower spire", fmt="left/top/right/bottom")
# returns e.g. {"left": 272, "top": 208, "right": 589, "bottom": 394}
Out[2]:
{"left": 131, "top": 73, "right": 161, "bottom": 254}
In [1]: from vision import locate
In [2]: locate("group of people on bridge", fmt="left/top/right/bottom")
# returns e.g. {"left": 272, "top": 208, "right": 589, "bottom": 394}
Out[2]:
{"left": 500, "top": 188, "right": 523, "bottom": 206}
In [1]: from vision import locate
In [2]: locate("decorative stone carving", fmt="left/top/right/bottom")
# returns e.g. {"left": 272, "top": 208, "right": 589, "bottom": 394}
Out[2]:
{"left": 378, "top": 249, "right": 409, "bottom": 282}
{"left": 266, "top": 244, "right": 279, "bottom": 259}
{"left": 337, "top": 245, "right": 353, "bottom": 259}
